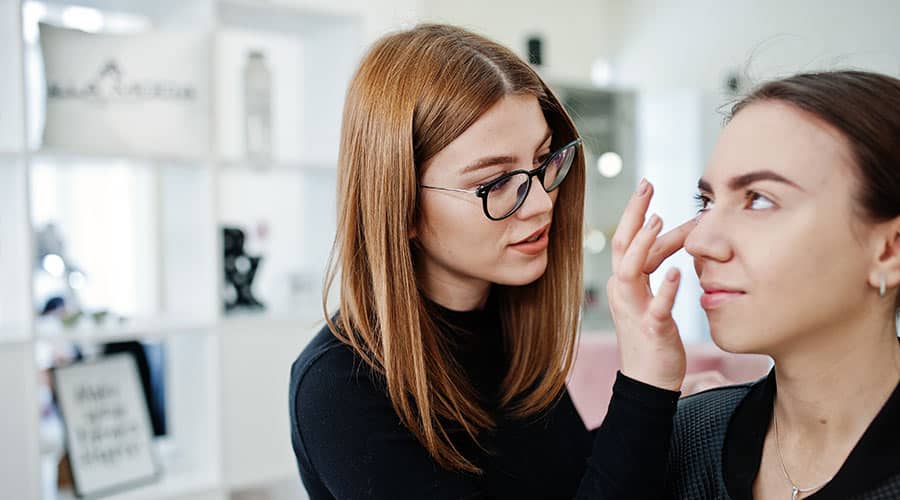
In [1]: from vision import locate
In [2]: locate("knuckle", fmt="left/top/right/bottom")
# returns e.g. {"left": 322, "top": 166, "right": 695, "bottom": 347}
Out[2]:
{"left": 646, "top": 306, "right": 668, "bottom": 323}
{"left": 613, "top": 269, "right": 632, "bottom": 283}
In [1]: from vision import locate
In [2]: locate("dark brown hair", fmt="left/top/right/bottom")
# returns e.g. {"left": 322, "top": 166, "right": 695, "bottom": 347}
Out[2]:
{"left": 731, "top": 70, "right": 900, "bottom": 310}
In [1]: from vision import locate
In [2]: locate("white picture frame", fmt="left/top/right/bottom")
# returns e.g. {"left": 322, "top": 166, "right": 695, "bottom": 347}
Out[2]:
{"left": 52, "top": 353, "right": 161, "bottom": 498}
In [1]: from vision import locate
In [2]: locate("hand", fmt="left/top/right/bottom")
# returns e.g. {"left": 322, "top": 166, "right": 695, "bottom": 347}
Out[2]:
{"left": 607, "top": 179, "right": 695, "bottom": 391}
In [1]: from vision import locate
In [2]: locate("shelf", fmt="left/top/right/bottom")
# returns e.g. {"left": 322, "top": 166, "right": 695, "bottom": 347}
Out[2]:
{"left": 228, "top": 466, "right": 309, "bottom": 500}
{"left": 0, "top": 328, "right": 32, "bottom": 347}
{"left": 35, "top": 316, "right": 213, "bottom": 345}
{"left": 219, "top": 310, "right": 326, "bottom": 333}
{"left": 217, "top": 159, "right": 336, "bottom": 172}
{"left": 56, "top": 472, "right": 221, "bottom": 500}
{"left": 227, "top": 472, "right": 296, "bottom": 490}
{"left": 31, "top": 150, "right": 212, "bottom": 167}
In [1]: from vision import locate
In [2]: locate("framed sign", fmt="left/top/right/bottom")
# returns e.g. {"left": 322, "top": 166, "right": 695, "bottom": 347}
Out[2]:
{"left": 53, "top": 354, "right": 161, "bottom": 498}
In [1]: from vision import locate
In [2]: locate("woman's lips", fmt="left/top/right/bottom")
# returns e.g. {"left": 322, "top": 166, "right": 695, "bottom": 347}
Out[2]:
{"left": 509, "top": 227, "right": 549, "bottom": 255}
{"left": 700, "top": 288, "right": 746, "bottom": 309}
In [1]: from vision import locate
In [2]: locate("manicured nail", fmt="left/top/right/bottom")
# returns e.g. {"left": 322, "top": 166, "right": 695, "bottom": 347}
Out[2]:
{"left": 636, "top": 178, "right": 649, "bottom": 196}
{"left": 666, "top": 268, "right": 679, "bottom": 281}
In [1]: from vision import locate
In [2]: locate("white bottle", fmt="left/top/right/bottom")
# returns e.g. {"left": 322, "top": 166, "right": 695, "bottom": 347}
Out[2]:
{"left": 243, "top": 50, "right": 272, "bottom": 166}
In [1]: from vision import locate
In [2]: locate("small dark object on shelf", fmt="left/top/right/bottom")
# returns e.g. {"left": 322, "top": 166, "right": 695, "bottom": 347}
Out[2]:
{"left": 223, "top": 226, "right": 265, "bottom": 312}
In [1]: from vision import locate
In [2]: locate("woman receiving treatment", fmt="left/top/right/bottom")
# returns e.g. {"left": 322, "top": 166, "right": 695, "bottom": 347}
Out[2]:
{"left": 609, "top": 70, "right": 900, "bottom": 499}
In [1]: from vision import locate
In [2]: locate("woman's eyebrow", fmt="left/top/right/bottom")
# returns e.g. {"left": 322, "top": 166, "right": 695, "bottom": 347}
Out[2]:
{"left": 460, "top": 155, "right": 517, "bottom": 175}
{"left": 697, "top": 170, "right": 804, "bottom": 193}
{"left": 461, "top": 130, "right": 553, "bottom": 175}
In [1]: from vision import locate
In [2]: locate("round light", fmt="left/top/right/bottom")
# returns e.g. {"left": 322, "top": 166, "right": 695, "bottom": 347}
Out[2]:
{"left": 591, "top": 59, "right": 613, "bottom": 87}
{"left": 597, "top": 152, "right": 623, "bottom": 178}
{"left": 583, "top": 229, "right": 607, "bottom": 254}
{"left": 68, "top": 271, "right": 86, "bottom": 290}
{"left": 42, "top": 254, "right": 66, "bottom": 278}
{"left": 61, "top": 6, "right": 104, "bottom": 33}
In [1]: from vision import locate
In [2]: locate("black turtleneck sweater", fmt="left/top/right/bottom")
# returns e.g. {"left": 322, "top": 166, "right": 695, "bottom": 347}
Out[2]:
{"left": 288, "top": 298, "right": 680, "bottom": 499}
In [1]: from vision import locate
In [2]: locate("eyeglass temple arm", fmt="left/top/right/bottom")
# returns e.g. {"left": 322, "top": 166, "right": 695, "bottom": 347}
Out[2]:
{"left": 419, "top": 185, "right": 477, "bottom": 194}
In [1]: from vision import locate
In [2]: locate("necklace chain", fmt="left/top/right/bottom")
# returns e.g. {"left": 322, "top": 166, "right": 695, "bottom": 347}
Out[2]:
{"left": 773, "top": 410, "right": 834, "bottom": 500}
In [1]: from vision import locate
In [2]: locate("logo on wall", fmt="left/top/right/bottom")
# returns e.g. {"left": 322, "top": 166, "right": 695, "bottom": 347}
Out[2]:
{"left": 47, "top": 60, "right": 197, "bottom": 103}
{"left": 40, "top": 24, "right": 210, "bottom": 157}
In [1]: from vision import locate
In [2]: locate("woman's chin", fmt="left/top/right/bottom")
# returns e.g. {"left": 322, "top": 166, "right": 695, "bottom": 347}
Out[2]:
{"left": 494, "top": 261, "right": 548, "bottom": 287}
{"left": 708, "top": 324, "right": 758, "bottom": 355}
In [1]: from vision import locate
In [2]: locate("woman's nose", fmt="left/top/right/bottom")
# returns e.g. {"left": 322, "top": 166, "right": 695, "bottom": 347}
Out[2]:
{"left": 684, "top": 210, "right": 733, "bottom": 263}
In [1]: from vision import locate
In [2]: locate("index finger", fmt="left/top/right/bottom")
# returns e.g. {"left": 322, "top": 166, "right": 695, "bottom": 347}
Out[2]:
{"left": 643, "top": 218, "right": 697, "bottom": 274}
{"left": 642, "top": 217, "right": 697, "bottom": 274}
{"left": 611, "top": 179, "right": 653, "bottom": 272}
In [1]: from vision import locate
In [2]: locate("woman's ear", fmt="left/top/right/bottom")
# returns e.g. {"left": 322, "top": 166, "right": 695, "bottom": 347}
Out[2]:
{"left": 869, "top": 216, "right": 900, "bottom": 293}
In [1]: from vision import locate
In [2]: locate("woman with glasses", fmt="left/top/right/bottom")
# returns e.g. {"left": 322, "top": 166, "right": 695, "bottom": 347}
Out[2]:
{"left": 289, "top": 24, "right": 689, "bottom": 499}
{"left": 609, "top": 70, "right": 900, "bottom": 499}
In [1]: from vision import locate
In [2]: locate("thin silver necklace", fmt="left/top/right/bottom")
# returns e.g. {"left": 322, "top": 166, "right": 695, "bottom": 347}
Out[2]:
{"left": 773, "top": 409, "right": 834, "bottom": 500}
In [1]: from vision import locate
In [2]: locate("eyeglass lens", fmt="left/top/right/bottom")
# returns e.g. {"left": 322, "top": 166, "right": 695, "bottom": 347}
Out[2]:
{"left": 485, "top": 142, "right": 578, "bottom": 219}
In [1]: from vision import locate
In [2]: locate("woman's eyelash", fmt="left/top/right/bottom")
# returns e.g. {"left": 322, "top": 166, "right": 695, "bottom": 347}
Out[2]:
{"left": 744, "top": 190, "right": 775, "bottom": 208}
{"left": 692, "top": 190, "right": 774, "bottom": 212}
{"left": 693, "top": 193, "right": 711, "bottom": 212}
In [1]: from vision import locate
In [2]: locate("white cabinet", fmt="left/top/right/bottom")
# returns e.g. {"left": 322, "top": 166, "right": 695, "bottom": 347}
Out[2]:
{"left": 0, "top": 0, "right": 369, "bottom": 498}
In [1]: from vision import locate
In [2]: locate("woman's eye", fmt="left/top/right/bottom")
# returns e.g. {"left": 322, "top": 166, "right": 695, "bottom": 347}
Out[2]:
{"left": 535, "top": 152, "right": 551, "bottom": 165}
{"left": 693, "top": 193, "right": 713, "bottom": 212}
{"left": 746, "top": 191, "right": 775, "bottom": 210}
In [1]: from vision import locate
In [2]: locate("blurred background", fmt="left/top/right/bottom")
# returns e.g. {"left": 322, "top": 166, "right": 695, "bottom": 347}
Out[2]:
{"left": 0, "top": 1, "right": 897, "bottom": 499}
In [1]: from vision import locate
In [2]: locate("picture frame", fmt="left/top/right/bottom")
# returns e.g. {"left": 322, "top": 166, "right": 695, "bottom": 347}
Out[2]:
{"left": 52, "top": 353, "right": 161, "bottom": 498}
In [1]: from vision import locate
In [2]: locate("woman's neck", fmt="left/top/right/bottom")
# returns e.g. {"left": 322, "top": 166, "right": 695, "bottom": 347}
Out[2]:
{"left": 421, "top": 272, "right": 491, "bottom": 312}
{"left": 770, "top": 313, "right": 900, "bottom": 470}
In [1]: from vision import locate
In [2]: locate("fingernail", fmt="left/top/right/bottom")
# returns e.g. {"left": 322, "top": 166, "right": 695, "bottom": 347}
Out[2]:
{"left": 636, "top": 178, "right": 649, "bottom": 196}
{"left": 666, "top": 268, "right": 679, "bottom": 281}
{"left": 645, "top": 214, "right": 661, "bottom": 229}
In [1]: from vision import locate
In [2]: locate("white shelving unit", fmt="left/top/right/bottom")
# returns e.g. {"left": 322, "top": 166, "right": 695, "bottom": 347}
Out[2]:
{"left": 0, "top": 0, "right": 366, "bottom": 498}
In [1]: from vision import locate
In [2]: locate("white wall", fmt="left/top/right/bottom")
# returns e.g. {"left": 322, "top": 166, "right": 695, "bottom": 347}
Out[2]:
{"left": 610, "top": 0, "right": 900, "bottom": 91}
{"left": 423, "top": 0, "right": 619, "bottom": 83}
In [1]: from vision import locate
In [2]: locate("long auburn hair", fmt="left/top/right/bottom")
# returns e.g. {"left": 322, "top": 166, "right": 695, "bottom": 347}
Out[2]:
{"left": 322, "top": 24, "right": 585, "bottom": 473}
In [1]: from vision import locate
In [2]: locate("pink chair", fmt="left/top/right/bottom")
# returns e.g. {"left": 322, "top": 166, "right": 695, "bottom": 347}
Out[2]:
{"left": 566, "top": 333, "right": 771, "bottom": 430}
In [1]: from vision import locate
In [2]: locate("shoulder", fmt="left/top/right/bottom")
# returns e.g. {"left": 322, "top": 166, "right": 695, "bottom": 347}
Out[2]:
{"left": 672, "top": 381, "right": 758, "bottom": 446}
{"left": 664, "top": 380, "right": 761, "bottom": 497}
{"left": 289, "top": 322, "right": 384, "bottom": 414}
{"left": 675, "top": 381, "right": 756, "bottom": 424}
{"left": 289, "top": 321, "right": 396, "bottom": 463}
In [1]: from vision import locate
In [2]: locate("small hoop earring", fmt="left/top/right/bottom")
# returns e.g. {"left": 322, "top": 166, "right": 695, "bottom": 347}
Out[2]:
{"left": 880, "top": 273, "right": 887, "bottom": 298}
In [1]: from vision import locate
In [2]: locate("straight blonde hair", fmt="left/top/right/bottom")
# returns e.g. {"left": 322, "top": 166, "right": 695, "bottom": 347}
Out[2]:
{"left": 323, "top": 24, "right": 585, "bottom": 473}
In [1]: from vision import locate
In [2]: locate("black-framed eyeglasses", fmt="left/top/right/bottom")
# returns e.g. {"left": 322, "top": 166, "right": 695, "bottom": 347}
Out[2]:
{"left": 420, "top": 138, "right": 582, "bottom": 221}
